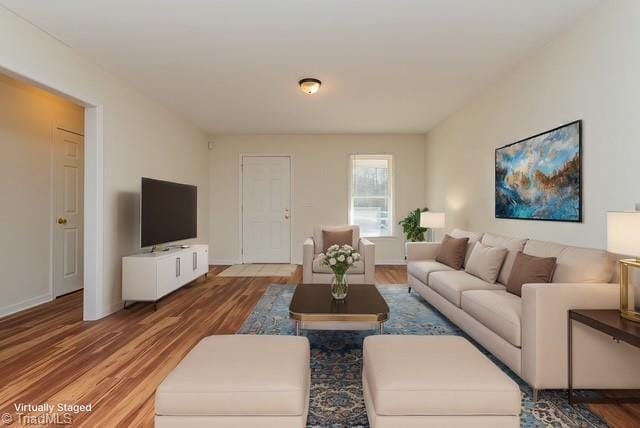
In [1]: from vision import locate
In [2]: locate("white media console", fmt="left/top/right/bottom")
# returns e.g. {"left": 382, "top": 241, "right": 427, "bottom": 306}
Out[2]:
{"left": 122, "top": 244, "right": 209, "bottom": 307}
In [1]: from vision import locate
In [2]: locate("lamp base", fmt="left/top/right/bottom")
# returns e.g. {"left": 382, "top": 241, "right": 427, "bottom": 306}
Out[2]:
{"left": 621, "top": 309, "right": 640, "bottom": 323}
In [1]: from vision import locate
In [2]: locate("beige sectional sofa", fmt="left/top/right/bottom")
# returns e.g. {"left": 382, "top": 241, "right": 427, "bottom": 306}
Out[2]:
{"left": 407, "top": 229, "right": 640, "bottom": 398}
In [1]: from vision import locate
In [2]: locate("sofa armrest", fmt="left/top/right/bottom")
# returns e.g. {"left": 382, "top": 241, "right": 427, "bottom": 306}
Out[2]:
{"left": 303, "top": 238, "right": 315, "bottom": 283}
{"left": 521, "top": 282, "right": 620, "bottom": 389}
{"left": 359, "top": 238, "right": 375, "bottom": 284}
{"left": 405, "top": 242, "right": 441, "bottom": 261}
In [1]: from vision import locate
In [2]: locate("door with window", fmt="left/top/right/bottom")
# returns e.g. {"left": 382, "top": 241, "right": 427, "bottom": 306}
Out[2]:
{"left": 349, "top": 154, "right": 393, "bottom": 237}
{"left": 53, "top": 128, "right": 84, "bottom": 297}
{"left": 241, "top": 156, "right": 291, "bottom": 263}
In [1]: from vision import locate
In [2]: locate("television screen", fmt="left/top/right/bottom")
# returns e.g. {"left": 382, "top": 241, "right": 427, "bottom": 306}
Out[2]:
{"left": 141, "top": 177, "right": 197, "bottom": 247}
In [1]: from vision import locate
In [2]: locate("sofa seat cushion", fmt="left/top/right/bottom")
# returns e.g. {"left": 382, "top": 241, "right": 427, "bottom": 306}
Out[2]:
{"left": 156, "top": 335, "right": 310, "bottom": 416}
{"left": 429, "top": 270, "right": 505, "bottom": 307}
{"left": 362, "top": 335, "right": 521, "bottom": 416}
{"left": 407, "top": 260, "right": 453, "bottom": 284}
{"left": 461, "top": 290, "right": 522, "bottom": 347}
{"left": 312, "top": 254, "right": 364, "bottom": 274}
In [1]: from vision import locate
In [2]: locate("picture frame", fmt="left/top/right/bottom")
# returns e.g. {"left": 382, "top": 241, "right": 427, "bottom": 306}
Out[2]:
{"left": 495, "top": 120, "right": 582, "bottom": 222}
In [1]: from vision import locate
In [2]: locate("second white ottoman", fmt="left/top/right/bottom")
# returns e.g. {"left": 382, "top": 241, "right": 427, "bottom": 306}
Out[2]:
{"left": 363, "top": 335, "right": 521, "bottom": 428}
{"left": 156, "top": 335, "right": 310, "bottom": 428}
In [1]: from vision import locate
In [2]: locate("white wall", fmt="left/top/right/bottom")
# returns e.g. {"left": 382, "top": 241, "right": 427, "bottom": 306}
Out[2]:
{"left": 209, "top": 134, "right": 425, "bottom": 265}
{"left": 0, "top": 8, "right": 210, "bottom": 318}
{"left": 0, "top": 74, "right": 84, "bottom": 316}
{"left": 424, "top": 0, "right": 640, "bottom": 249}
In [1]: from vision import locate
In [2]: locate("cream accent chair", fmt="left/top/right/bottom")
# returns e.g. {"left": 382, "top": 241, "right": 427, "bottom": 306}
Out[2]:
{"left": 303, "top": 225, "right": 375, "bottom": 284}
{"left": 406, "top": 229, "right": 640, "bottom": 400}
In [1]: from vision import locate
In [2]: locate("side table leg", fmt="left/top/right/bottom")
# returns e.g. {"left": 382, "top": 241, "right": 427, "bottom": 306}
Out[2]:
{"left": 296, "top": 321, "right": 300, "bottom": 336}
{"left": 379, "top": 322, "right": 384, "bottom": 335}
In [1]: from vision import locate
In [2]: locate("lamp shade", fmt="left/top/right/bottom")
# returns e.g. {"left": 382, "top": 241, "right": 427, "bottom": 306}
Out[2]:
{"left": 420, "top": 212, "right": 445, "bottom": 229}
{"left": 607, "top": 211, "right": 640, "bottom": 257}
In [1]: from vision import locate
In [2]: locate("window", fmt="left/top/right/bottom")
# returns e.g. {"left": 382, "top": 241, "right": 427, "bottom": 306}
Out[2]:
{"left": 349, "top": 154, "right": 393, "bottom": 237}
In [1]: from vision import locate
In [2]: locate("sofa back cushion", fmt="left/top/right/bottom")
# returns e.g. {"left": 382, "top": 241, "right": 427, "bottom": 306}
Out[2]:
{"left": 313, "top": 225, "right": 359, "bottom": 254}
{"left": 436, "top": 234, "right": 469, "bottom": 270}
{"left": 554, "top": 246, "right": 614, "bottom": 283}
{"left": 481, "top": 233, "right": 528, "bottom": 285}
{"left": 449, "top": 229, "right": 484, "bottom": 267}
{"left": 506, "top": 252, "right": 557, "bottom": 296}
{"left": 465, "top": 242, "right": 508, "bottom": 283}
{"left": 524, "top": 239, "right": 614, "bottom": 283}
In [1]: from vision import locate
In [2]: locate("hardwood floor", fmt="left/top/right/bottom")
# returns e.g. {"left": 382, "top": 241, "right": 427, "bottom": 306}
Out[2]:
{"left": 0, "top": 266, "right": 637, "bottom": 427}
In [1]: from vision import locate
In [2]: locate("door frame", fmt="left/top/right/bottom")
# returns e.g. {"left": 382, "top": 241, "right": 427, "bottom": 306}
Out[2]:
{"left": 238, "top": 153, "right": 294, "bottom": 264}
{"left": 0, "top": 65, "right": 104, "bottom": 321}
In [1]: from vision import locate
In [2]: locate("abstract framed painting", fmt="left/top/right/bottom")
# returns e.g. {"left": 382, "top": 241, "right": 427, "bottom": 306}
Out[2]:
{"left": 495, "top": 120, "right": 582, "bottom": 222}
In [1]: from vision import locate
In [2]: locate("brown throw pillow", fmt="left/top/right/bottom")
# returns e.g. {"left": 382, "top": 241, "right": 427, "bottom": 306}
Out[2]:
{"left": 436, "top": 234, "right": 469, "bottom": 270}
{"left": 322, "top": 229, "right": 353, "bottom": 253}
{"left": 506, "top": 252, "right": 557, "bottom": 297}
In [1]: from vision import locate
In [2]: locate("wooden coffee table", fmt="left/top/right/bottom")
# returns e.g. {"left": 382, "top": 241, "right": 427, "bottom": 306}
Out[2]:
{"left": 289, "top": 284, "right": 390, "bottom": 335}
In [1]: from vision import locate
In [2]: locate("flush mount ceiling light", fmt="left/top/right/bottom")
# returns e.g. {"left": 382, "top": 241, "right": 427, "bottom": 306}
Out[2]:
{"left": 299, "top": 78, "right": 321, "bottom": 95}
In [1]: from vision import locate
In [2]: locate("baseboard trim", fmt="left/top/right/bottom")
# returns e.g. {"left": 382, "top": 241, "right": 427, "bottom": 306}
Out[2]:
{"left": 98, "top": 300, "right": 124, "bottom": 319}
{"left": 376, "top": 260, "right": 406, "bottom": 266}
{"left": 0, "top": 293, "right": 52, "bottom": 318}
{"left": 210, "top": 259, "right": 242, "bottom": 266}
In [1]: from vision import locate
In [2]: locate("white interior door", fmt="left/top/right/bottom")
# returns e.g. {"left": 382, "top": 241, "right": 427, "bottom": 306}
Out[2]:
{"left": 53, "top": 128, "right": 84, "bottom": 297}
{"left": 242, "top": 156, "right": 291, "bottom": 263}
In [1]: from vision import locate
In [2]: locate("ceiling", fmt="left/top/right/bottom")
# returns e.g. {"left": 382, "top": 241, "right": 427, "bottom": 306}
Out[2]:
{"left": 1, "top": 0, "right": 600, "bottom": 134}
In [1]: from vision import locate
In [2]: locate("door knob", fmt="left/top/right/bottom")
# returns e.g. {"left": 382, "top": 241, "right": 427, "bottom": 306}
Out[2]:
{"left": 57, "top": 218, "right": 68, "bottom": 225}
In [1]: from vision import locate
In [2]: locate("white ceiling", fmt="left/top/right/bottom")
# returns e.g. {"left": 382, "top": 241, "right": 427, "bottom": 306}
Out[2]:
{"left": 1, "top": 0, "right": 600, "bottom": 134}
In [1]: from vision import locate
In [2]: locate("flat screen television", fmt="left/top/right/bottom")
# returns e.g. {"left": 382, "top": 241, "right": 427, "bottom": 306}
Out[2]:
{"left": 141, "top": 177, "right": 197, "bottom": 248}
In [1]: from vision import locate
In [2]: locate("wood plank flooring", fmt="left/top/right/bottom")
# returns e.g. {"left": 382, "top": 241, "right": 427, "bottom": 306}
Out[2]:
{"left": 0, "top": 266, "right": 637, "bottom": 427}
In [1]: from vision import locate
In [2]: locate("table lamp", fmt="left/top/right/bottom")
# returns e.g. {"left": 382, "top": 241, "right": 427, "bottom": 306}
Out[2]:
{"left": 607, "top": 211, "right": 640, "bottom": 322}
{"left": 420, "top": 212, "right": 445, "bottom": 242}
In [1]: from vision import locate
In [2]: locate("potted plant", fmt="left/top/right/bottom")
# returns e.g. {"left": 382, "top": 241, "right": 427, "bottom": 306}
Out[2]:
{"left": 318, "top": 244, "right": 361, "bottom": 300}
{"left": 398, "top": 208, "right": 429, "bottom": 242}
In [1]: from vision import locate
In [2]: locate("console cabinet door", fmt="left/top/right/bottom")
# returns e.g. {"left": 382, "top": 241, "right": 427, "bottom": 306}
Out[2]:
{"left": 157, "top": 256, "right": 180, "bottom": 297}
{"left": 196, "top": 247, "right": 208, "bottom": 276}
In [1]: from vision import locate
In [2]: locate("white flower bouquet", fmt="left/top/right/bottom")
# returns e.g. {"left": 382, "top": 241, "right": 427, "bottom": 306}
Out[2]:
{"left": 318, "top": 244, "right": 361, "bottom": 299}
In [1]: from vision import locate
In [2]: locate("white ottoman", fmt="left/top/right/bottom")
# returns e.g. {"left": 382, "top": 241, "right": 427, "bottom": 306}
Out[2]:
{"left": 363, "top": 335, "right": 521, "bottom": 428}
{"left": 156, "top": 335, "right": 310, "bottom": 428}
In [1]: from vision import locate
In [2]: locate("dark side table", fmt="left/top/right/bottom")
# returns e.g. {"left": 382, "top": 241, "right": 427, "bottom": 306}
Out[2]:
{"left": 568, "top": 309, "right": 640, "bottom": 404}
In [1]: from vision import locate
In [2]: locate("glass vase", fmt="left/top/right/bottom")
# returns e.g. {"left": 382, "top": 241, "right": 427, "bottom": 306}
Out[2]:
{"left": 331, "top": 273, "right": 348, "bottom": 300}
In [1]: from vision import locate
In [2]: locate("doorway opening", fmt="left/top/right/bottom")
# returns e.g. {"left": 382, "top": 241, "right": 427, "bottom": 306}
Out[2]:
{"left": 0, "top": 68, "right": 102, "bottom": 321}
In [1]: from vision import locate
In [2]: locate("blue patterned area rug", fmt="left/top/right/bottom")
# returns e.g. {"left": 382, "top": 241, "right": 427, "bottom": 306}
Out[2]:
{"left": 237, "top": 285, "right": 606, "bottom": 428}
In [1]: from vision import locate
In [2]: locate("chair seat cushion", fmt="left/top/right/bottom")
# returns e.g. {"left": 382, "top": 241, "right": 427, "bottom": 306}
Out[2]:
{"left": 363, "top": 335, "right": 520, "bottom": 416}
{"left": 429, "top": 271, "right": 505, "bottom": 307}
{"left": 156, "top": 335, "right": 310, "bottom": 416}
{"left": 462, "top": 290, "right": 522, "bottom": 347}
{"left": 312, "top": 254, "right": 364, "bottom": 274}
{"left": 407, "top": 260, "right": 453, "bottom": 284}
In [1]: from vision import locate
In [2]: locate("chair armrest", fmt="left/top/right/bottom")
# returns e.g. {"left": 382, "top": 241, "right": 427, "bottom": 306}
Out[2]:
{"left": 521, "top": 282, "right": 620, "bottom": 389}
{"left": 303, "top": 238, "right": 315, "bottom": 283}
{"left": 359, "top": 238, "right": 375, "bottom": 284}
{"left": 405, "top": 242, "right": 441, "bottom": 261}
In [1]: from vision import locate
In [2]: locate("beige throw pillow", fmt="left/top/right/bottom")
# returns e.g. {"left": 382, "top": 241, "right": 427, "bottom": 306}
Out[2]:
{"left": 435, "top": 235, "right": 469, "bottom": 270}
{"left": 322, "top": 229, "right": 353, "bottom": 253}
{"left": 465, "top": 242, "right": 508, "bottom": 283}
